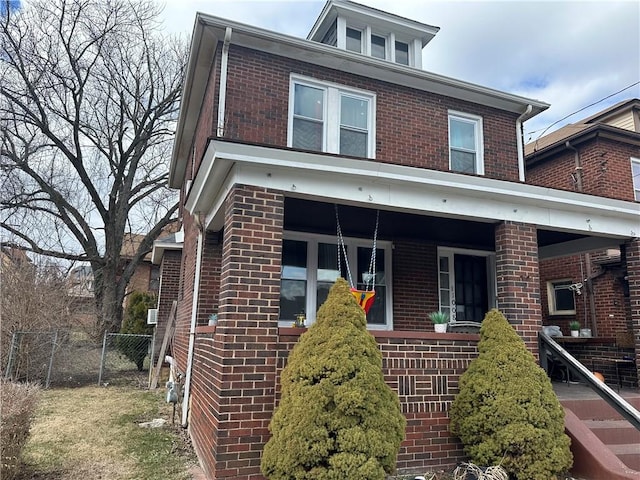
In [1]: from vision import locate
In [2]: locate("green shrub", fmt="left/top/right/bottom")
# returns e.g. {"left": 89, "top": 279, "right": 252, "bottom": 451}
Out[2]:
{"left": 1, "top": 381, "right": 40, "bottom": 479}
{"left": 261, "top": 278, "right": 406, "bottom": 480}
{"left": 118, "top": 291, "right": 155, "bottom": 371}
{"left": 449, "top": 309, "right": 572, "bottom": 480}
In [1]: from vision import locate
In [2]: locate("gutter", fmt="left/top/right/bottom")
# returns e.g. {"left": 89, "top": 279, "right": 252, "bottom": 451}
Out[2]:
{"left": 217, "top": 27, "right": 232, "bottom": 137}
{"left": 181, "top": 225, "right": 204, "bottom": 427}
{"left": 516, "top": 104, "right": 532, "bottom": 182}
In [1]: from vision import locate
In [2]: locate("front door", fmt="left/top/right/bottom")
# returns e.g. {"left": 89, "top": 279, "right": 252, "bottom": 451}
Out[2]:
{"left": 438, "top": 248, "right": 495, "bottom": 322}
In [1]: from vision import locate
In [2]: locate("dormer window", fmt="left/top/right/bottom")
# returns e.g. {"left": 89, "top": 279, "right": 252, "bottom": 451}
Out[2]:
{"left": 395, "top": 41, "right": 409, "bottom": 65}
{"left": 346, "top": 27, "right": 362, "bottom": 53}
{"left": 308, "top": 0, "right": 439, "bottom": 70}
{"left": 371, "top": 34, "right": 386, "bottom": 59}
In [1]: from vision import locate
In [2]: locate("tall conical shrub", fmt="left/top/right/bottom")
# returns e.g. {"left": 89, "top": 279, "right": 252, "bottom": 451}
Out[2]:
{"left": 449, "top": 309, "right": 572, "bottom": 480}
{"left": 261, "top": 278, "right": 406, "bottom": 480}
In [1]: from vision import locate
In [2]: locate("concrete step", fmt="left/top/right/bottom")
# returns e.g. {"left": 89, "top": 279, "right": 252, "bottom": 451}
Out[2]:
{"left": 608, "top": 444, "right": 640, "bottom": 471}
{"left": 583, "top": 419, "right": 640, "bottom": 444}
{"left": 561, "top": 397, "right": 640, "bottom": 421}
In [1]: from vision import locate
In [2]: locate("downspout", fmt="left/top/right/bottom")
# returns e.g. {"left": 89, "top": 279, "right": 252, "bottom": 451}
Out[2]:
{"left": 181, "top": 220, "right": 204, "bottom": 427}
{"left": 217, "top": 27, "right": 232, "bottom": 137}
{"left": 566, "top": 140, "right": 598, "bottom": 336}
{"left": 516, "top": 104, "right": 532, "bottom": 182}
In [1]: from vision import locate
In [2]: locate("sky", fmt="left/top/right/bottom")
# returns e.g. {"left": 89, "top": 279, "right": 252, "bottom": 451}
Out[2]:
{"left": 159, "top": 0, "right": 640, "bottom": 143}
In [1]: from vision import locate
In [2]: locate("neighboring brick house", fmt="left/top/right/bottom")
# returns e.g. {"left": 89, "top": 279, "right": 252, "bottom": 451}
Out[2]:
{"left": 152, "top": 1, "right": 640, "bottom": 478}
{"left": 525, "top": 98, "right": 640, "bottom": 388}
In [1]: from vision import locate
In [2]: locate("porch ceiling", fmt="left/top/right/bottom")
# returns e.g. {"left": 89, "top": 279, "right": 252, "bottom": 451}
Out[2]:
{"left": 187, "top": 140, "right": 639, "bottom": 252}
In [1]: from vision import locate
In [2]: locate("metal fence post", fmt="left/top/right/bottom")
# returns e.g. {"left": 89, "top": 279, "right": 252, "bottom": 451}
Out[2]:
{"left": 98, "top": 331, "right": 108, "bottom": 386}
{"left": 4, "top": 332, "right": 19, "bottom": 380}
{"left": 45, "top": 330, "right": 58, "bottom": 388}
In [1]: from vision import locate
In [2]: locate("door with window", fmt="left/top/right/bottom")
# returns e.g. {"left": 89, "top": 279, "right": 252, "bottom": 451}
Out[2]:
{"left": 438, "top": 248, "right": 495, "bottom": 322}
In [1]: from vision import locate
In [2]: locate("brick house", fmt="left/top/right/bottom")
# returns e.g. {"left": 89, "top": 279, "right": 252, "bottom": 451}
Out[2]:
{"left": 525, "top": 98, "right": 640, "bottom": 388}
{"left": 153, "top": 1, "right": 640, "bottom": 478}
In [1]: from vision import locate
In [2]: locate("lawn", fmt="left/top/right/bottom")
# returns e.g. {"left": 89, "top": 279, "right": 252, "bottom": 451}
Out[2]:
{"left": 17, "top": 385, "right": 197, "bottom": 480}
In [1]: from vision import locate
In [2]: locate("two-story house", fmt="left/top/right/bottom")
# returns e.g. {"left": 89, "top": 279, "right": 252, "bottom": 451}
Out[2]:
{"left": 154, "top": 1, "right": 640, "bottom": 478}
{"left": 526, "top": 98, "right": 640, "bottom": 389}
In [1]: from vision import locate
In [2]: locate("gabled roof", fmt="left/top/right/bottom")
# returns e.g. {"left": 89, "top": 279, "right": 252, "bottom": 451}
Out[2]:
{"left": 170, "top": 10, "right": 548, "bottom": 188}
{"left": 525, "top": 97, "right": 640, "bottom": 163}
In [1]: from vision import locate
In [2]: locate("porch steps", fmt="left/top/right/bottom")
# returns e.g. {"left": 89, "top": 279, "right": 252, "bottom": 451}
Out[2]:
{"left": 561, "top": 395, "right": 640, "bottom": 480}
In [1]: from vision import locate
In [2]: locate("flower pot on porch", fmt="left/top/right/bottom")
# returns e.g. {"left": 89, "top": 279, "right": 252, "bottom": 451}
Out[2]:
{"left": 434, "top": 323, "right": 448, "bottom": 333}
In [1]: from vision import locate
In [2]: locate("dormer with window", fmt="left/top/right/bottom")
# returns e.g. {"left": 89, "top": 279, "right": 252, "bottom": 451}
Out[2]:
{"left": 308, "top": 0, "right": 439, "bottom": 69}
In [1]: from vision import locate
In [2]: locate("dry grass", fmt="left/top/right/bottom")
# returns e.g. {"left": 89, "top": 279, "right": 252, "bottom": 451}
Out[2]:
{"left": 17, "top": 386, "right": 196, "bottom": 480}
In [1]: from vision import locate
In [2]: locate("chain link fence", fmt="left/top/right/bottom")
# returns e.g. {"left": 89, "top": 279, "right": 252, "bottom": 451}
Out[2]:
{"left": 3, "top": 330, "right": 154, "bottom": 388}
{"left": 98, "top": 333, "right": 154, "bottom": 387}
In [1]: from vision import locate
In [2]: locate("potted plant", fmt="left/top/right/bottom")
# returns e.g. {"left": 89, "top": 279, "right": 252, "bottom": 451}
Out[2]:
{"left": 569, "top": 320, "right": 580, "bottom": 337}
{"left": 429, "top": 311, "right": 449, "bottom": 333}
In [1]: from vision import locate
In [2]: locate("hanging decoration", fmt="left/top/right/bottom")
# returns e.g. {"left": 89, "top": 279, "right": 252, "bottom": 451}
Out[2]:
{"left": 335, "top": 205, "right": 379, "bottom": 314}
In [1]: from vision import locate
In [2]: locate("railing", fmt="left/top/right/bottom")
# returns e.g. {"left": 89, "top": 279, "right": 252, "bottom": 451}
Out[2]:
{"left": 539, "top": 331, "right": 640, "bottom": 430}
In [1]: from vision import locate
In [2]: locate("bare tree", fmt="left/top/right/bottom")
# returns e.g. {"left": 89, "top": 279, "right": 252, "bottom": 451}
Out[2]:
{"left": 0, "top": 0, "right": 186, "bottom": 335}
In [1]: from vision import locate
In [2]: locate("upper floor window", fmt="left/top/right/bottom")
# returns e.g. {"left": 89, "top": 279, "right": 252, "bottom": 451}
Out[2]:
{"left": 289, "top": 76, "right": 375, "bottom": 158}
{"left": 547, "top": 279, "right": 576, "bottom": 315}
{"left": 448, "top": 111, "right": 484, "bottom": 175}
{"left": 371, "top": 34, "right": 386, "bottom": 59}
{"left": 395, "top": 41, "right": 409, "bottom": 65}
{"left": 346, "top": 27, "right": 362, "bottom": 53}
{"left": 631, "top": 157, "right": 640, "bottom": 201}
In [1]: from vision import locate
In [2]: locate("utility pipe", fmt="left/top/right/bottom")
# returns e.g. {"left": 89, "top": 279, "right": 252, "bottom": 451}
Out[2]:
{"left": 181, "top": 224, "right": 204, "bottom": 427}
{"left": 516, "top": 104, "right": 532, "bottom": 182}
{"left": 217, "top": 27, "right": 232, "bottom": 137}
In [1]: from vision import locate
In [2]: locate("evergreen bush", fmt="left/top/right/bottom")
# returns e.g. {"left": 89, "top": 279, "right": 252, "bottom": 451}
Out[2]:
{"left": 449, "top": 309, "right": 572, "bottom": 480}
{"left": 118, "top": 291, "right": 155, "bottom": 371}
{"left": 261, "top": 278, "right": 406, "bottom": 480}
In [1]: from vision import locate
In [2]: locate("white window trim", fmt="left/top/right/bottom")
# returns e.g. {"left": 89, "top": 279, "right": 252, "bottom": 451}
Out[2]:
{"left": 547, "top": 279, "right": 577, "bottom": 315}
{"left": 448, "top": 110, "right": 485, "bottom": 175}
{"left": 631, "top": 157, "right": 640, "bottom": 201}
{"left": 280, "top": 230, "right": 393, "bottom": 330}
{"left": 288, "top": 75, "right": 376, "bottom": 158}
{"left": 437, "top": 246, "right": 496, "bottom": 322}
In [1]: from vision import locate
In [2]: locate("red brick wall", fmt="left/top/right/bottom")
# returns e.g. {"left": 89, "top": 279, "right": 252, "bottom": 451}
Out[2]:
{"left": 153, "top": 250, "right": 182, "bottom": 361}
{"left": 495, "top": 221, "right": 542, "bottom": 355}
{"left": 199, "top": 45, "right": 521, "bottom": 182}
{"left": 277, "top": 329, "right": 477, "bottom": 474}
{"left": 392, "top": 240, "right": 440, "bottom": 329}
{"left": 527, "top": 137, "right": 639, "bottom": 201}
{"left": 187, "top": 185, "right": 284, "bottom": 480}
{"left": 173, "top": 215, "right": 200, "bottom": 373}
{"left": 196, "top": 232, "right": 222, "bottom": 326}
{"left": 538, "top": 255, "right": 585, "bottom": 333}
{"left": 624, "top": 239, "right": 640, "bottom": 381}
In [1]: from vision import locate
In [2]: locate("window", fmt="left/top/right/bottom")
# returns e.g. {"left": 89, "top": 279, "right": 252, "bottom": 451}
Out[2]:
{"left": 289, "top": 76, "right": 375, "bottom": 158}
{"left": 448, "top": 111, "right": 484, "bottom": 175}
{"left": 395, "top": 41, "right": 409, "bottom": 65}
{"left": 346, "top": 27, "right": 362, "bottom": 53}
{"left": 371, "top": 34, "right": 386, "bottom": 59}
{"left": 279, "top": 232, "right": 392, "bottom": 329}
{"left": 631, "top": 157, "right": 640, "bottom": 201}
{"left": 547, "top": 280, "right": 576, "bottom": 315}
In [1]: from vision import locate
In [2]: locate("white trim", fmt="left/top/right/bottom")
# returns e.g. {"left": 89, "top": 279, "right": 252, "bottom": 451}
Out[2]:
{"left": 631, "top": 157, "right": 640, "bottom": 201}
{"left": 188, "top": 141, "right": 639, "bottom": 240}
{"left": 448, "top": 110, "right": 484, "bottom": 175}
{"left": 281, "top": 230, "right": 393, "bottom": 330}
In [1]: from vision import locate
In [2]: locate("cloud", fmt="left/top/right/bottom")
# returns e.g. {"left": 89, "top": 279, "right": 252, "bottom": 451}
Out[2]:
{"left": 160, "top": 0, "right": 640, "bottom": 140}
